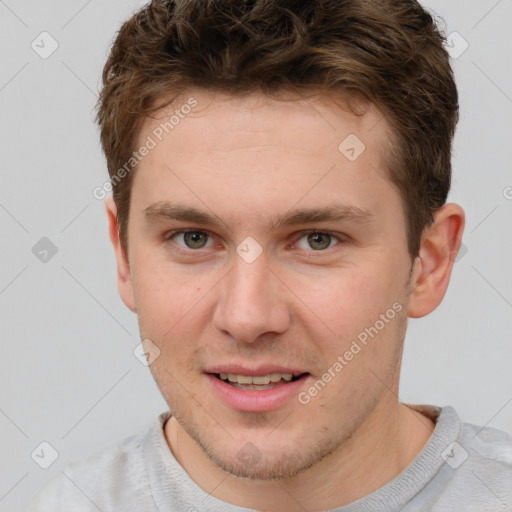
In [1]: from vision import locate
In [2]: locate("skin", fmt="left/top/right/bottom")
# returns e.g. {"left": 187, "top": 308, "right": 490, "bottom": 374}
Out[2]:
{"left": 106, "top": 89, "right": 465, "bottom": 511}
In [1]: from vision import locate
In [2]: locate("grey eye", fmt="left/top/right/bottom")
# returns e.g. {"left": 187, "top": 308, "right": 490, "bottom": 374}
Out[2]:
{"left": 184, "top": 232, "right": 208, "bottom": 249}
{"left": 294, "top": 231, "right": 340, "bottom": 251}
{"left": 306, "top": 232, "right": 332, "bottom": 250}
{"left": 172, "top": 231, "right": 211, "bottom": 249}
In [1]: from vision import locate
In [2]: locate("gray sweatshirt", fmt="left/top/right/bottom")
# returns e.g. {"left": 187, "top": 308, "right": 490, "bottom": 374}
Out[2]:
{"left": 26, "top": 404, "right": 512, "bottom": 511}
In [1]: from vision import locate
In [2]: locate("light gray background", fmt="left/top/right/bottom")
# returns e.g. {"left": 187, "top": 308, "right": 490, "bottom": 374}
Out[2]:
{"left": 0, "top": 1, "right": 511, "bottom": 510}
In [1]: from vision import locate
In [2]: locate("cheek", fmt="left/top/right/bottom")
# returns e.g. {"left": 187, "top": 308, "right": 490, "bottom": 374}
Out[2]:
{"left": 289, "top": 263, "right": 403, "bottom": 343}
{"left": 130, "top": 254, "right": 218, "bottom": 340}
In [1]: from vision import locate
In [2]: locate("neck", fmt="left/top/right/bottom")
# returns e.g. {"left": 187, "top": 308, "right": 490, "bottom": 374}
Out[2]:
{"left": 164, "top": 395, "right": 435, "bottom": 511}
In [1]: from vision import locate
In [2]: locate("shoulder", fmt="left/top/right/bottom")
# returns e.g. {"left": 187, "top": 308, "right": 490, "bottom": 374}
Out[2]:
{"left": 403, "top": 404, "right": 512, "bottom": 510}
{"left": 437, "top": 412, "right": 512, "bottom": 509}
{"left": 26, "top": 413, "right": 168, "bottom": 512}
{"left": 461, "top": 419, "right": 512, "bottom": 460}
{"left": 458, "top": 419, "right": 512, "bottom": 481}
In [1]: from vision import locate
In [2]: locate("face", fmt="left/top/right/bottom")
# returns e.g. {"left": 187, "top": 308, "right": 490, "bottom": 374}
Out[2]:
{"left": 120, "top": 89, "right": 416, "bottom": 479}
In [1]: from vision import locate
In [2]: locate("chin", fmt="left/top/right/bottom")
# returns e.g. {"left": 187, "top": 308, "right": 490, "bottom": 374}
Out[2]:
{"left": 180, "top": 415, "right": 348, "bottom": 481}
{"left": 204, "top": 445, "right": 320, "bottom": 480}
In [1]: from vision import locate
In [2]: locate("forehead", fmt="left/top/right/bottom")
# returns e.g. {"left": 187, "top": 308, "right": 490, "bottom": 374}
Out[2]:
{"left": 130, "top": 88, "right": 401, "bottom": 233}
{"left": 141, "top": 88, "right": 391, "bottom": 154}
{"left": 135, "top": 89, "right": 393, "bottom": 183}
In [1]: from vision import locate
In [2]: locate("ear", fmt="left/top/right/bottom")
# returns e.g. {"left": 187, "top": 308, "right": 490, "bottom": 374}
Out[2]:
{"left": 105, "top": 196, "right": 137, "bottom": 313}
{"left": 407, "top": 203, "right": 465, "bottom": 318}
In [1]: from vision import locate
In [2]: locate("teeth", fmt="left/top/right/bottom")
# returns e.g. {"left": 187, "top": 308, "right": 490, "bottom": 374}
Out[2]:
{"left": 218, "top": 372, "right": 298, "bottom": 385}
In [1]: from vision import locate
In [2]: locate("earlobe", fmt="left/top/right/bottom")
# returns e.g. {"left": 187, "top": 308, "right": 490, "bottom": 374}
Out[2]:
{"left": 104, "top": 196, "right": 137, "bottom": 313}
{"left": 407, "top": 203, "right": 465, "bottom": 318}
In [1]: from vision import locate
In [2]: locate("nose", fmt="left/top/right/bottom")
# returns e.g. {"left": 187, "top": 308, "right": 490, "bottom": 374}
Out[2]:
{"left": 212, "top": 252, "right": 291, "bottom": 344}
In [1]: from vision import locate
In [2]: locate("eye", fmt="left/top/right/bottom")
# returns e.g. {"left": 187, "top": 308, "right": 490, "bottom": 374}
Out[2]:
{"left": 294, "top": 231, "right": 341, "bottom": 251}
{"left": 167, "top": 230, "right": 213, "bottom": 250}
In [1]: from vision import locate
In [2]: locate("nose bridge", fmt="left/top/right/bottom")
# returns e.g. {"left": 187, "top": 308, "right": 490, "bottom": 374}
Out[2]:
{"left": 227, "top": 254, "right": 273, "bottom": 316}
{"left": 213, "top": 252, "right": 289, "bottom": 343}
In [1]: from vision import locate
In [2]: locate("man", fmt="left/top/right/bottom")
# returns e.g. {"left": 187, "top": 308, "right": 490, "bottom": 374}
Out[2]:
{"left": 28, "top": 0, "right": 512, "bottom": 510}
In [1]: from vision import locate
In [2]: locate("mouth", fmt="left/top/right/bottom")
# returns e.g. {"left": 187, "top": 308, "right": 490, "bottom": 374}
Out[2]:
{"left": 211, "top": 372, "right": 309, "bottom": 390}
{"left": 205, "top": 369, "right": 312, "bottom": 412}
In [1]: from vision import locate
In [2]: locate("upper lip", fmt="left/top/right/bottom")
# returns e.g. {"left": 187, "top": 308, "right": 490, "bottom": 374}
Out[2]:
{"left": 205, "top": 364, "right": 309, "bottom": 376}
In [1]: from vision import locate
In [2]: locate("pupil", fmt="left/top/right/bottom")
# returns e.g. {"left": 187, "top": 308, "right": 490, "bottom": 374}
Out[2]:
{"left": 308, "top": 233, "right": 330, "bottom": 250}
{"left": 184, "top": 232, "right": 207, "bottom": 249}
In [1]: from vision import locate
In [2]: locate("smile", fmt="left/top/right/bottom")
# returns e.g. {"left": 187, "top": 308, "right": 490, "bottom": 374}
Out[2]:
{"left": 206, "top": 371, "right": 311, "bottom": 412}
{"left": 214, "top": 372, "right": 304, "bottom": 390}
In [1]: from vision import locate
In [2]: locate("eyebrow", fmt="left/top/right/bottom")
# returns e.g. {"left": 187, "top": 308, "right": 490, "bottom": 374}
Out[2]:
{"left": 142, "top": 201, "right": 375, "bottom": 231}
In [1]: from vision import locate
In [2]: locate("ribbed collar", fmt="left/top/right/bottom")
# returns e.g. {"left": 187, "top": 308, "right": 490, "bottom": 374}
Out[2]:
{"left": 143, "top": 404, "right": 461, "bottom": 512}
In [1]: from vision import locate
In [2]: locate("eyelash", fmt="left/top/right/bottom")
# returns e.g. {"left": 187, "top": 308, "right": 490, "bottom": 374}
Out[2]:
{"left": 164, "top": 229, "right": 345, "bottom": 255}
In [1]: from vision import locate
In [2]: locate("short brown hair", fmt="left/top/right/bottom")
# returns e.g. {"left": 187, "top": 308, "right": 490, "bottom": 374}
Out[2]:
{"left": 96, "top": 0, "right": 458, "bottom": 258}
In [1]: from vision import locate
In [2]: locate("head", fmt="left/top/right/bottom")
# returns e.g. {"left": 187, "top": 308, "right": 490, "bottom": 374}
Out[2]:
{"left": 97, "top": 0, "right": 464, "bottom": 480}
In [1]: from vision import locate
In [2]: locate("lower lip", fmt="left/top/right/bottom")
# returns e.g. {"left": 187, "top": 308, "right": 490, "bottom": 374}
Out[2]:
{"left": 205, "top": 374, "right": 310, "bottom": 412}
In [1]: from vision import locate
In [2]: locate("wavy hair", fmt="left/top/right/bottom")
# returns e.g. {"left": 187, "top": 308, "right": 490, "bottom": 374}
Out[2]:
{"left": 96, "top": 0, "right": 458, "bottom": 258}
